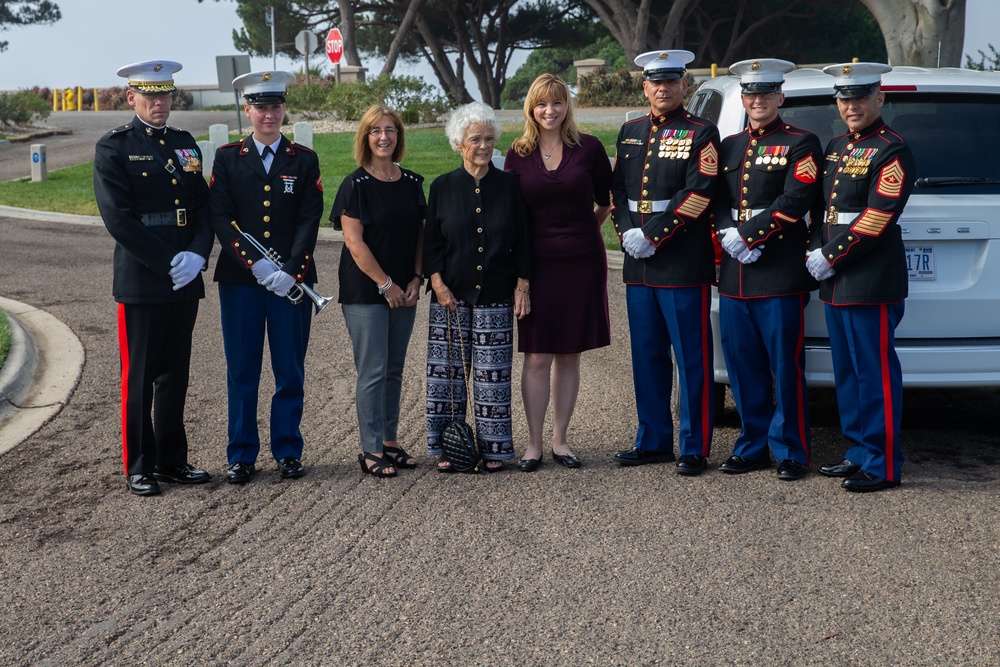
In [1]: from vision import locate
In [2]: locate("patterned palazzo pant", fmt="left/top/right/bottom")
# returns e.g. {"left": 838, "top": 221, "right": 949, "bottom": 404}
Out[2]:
{"left": 426, "top": 300, "right": 515, "bottom": 460}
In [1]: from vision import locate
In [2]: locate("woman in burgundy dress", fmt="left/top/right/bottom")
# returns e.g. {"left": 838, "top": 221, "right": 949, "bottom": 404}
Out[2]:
{"left": 504, "top": 74, "right": 613, "bottom": 471}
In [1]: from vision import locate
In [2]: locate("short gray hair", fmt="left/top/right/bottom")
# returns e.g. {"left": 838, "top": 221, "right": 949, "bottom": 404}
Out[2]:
{"left": 445, "top": 102, "right": 501, "bottom": 151}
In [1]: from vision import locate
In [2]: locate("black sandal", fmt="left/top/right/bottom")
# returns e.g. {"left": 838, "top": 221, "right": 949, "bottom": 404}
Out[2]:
{"left": 437, "top": 458, "right": 455, "bottom": 473}
{"left": 383, "top": 445, "right": 417, "bottom": 469}
{"left": 358, "top": 453, "right": 397, "bottom": 478}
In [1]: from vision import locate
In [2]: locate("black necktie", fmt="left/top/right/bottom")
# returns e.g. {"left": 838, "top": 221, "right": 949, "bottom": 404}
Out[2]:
{"left": 261, "top": 146, "right": 273, "bottom": 172}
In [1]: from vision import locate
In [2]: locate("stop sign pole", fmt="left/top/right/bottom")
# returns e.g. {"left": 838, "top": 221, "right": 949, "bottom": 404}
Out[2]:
{"left": 326, "top": 27, "right": 344, "bottom": 83}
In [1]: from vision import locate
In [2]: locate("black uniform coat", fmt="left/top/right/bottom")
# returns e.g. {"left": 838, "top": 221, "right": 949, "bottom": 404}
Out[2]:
{"left": 611, "top": 107, "right": 720, "bottom": 287}
{"left": 714, "top": 116, "right": 822, "bottom": 298}
{"left": 811, "top": 117, "right": 915, "bottom": 304}
{"left": 93, "top": 115, "right": 213, "bottom": 303}
{"left": 210, "top": 136, "right": 323, "bottom": 286}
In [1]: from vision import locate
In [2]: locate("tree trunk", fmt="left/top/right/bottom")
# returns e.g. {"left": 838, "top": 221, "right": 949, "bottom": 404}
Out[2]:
{"left": 858, "top": 0, "right": 966, "bottom": 67}
{"left": 337, "top": 0, "right": 363, "bottom": 67}
{"left": 414, "top": 12, "right": 473, "bottom": 105}
{"left": 380, "top": 0, "right": 423, "bottom": 76}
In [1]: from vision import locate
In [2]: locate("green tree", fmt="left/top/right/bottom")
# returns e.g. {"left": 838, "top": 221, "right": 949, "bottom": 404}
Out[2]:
{"left": 0, "top": 0, "right": 60, "bottom": 52}
{"left": 965, "top": 44, "right": 1000, "bottom": 71}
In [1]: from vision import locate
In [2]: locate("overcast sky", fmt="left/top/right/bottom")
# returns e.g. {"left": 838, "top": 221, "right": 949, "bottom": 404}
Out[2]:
{"left": 1, "top": 0, "right": 997, "bottom": 92}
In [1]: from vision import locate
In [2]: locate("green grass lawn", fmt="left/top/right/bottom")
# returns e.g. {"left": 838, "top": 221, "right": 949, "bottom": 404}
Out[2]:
{"left": 0, "top": 124, "right": 623, "bottom": 248}
{"left": 0, "top": 309, "right": 11, "bottom": 370}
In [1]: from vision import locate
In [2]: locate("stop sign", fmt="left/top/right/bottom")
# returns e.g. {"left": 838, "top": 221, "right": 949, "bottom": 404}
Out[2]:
{"left": 326, "top": 28, "right": 344, "bottom": 64}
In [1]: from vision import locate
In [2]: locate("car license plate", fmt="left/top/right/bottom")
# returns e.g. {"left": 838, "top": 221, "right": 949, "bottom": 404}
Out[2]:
{"left": 906, "top": 245, "right": 935, "bottom": 280}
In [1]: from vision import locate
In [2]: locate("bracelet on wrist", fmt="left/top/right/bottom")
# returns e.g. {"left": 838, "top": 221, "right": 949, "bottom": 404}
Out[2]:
{"left": 414, "top": 272, "right": 425, "bottom": 282}
{"left": 377, "top": 276, "right": 393, "bottom": 295}
{"left": 516, "top": 287, "right": 530, "bottom": 295}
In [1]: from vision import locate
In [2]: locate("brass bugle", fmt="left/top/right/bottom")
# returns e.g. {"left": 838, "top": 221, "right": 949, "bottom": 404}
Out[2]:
{"left": 231, "top": 221, "right": 332, "bottom": 315}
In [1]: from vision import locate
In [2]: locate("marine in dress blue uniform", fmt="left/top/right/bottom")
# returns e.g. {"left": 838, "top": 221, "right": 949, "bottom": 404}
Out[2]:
{"left": 610, "top": 50, "right": 720, "bottom": 475}
{"left": 209, "top": 71, "right": 324, "bottom": 484}
{"left": 808, "top": 63, "right": 915, "bottom": 492}
{"left": 713, "top": 59, "right": 822, "bottom": 481}
{"left": 94, "top": 60, "right": 213, "bottom": 496}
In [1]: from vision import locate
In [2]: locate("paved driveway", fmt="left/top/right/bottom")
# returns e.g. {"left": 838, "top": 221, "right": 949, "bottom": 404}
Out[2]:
{"left": 0, "top": 213, "right": 997, "bottom": 665}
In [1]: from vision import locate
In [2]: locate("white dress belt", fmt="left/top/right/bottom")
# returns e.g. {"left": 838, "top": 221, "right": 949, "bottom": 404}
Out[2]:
{"left": 628, "top": 198, "right": 669, "bottom": 213}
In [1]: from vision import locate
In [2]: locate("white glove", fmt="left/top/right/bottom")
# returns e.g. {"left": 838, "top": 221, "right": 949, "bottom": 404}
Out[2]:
{"left": 250, "top": 258, "right": 279, "bottom": 284}
{"left": 806, "top": 249, "right": 835, "bottom": 280}
{"left": 622, "top": 228, "right": 654, "bottom": 259}
{"left": 720, "top": 227, "right": 750, "bottom": 258}
{"left": 736, "top": 246, "right": 762, "bottom": 264}
{"left": 262, "top": 270, "right": 296, "bottom": 296}
{"left": 168, "top": 251, "right": 205, "bottom": 291}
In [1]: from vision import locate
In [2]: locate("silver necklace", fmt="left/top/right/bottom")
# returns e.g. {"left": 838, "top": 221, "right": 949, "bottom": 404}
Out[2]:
{"left": 541, "top": 142, "right": 561, "bottom": 160}
{"left": 370, "top": 163, "right": 396, "bottom": 181}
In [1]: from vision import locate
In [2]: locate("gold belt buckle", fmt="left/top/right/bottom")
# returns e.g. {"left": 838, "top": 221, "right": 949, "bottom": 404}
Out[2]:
{"left": 739, "top": 209, "right": 752, "bottom": 222}
{"left": 638, "top": 200, "right": 652, "bottom": 214}
{"left": 176, "top": 208, "right": 187, "bottom": 227}
{"left": 826, "top": 208, "right": 838, "bottom": 225}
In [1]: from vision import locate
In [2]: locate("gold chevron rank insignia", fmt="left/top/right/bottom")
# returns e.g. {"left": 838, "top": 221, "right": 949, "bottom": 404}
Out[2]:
{"left": 850, "top": 208, "right": 894, "bottom": 236}
{"left": 676, "top": 193, "right": 710, "bottom": 218}
{"left": 699, "top": 143, "right": 718, "bottom": 176}
{"left": 794, "top": 155, "right": 818, "bottom": 183}
{"left": 876, "top": 158, "right": 906, "bottom": 197}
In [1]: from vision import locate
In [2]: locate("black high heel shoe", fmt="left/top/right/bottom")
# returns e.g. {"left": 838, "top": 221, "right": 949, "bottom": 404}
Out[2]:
{"left": 358, "top": 453, "right": 397, "bottom": 478}
{"left": 551, "top": 451, "right": 582, "bottom": 468}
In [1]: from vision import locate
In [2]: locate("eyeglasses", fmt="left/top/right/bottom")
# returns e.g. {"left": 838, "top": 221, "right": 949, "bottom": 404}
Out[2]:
{"left": 742, "top": 93, "right": 778, "bottom": 101}
{"left": 369, "top": 127, "right": 398, "bottom": 137}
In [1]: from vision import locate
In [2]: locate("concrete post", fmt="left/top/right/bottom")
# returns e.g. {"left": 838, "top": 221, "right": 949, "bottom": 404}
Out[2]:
{"left": 30, "top": 144, "right": 47, "bottom": 182}
{"left": 338, "top": 66, "right": 367, "bottom": 82}
{"left": 197, "top": 140, "right": 215, "bottom": 181}
{"left": 209, "top": 124, "right": 230, "bottom": 148}
{"left": 573, "top": 58, "right": 607, "bottom": 88}
{"left": 293, "top": 122, "right": 313, "bottom": 149}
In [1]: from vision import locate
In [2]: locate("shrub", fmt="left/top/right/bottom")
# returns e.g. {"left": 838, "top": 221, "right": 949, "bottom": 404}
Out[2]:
{"left": 0, "top": 89, "right": 51, "bottom": 127}
{"left": 324, "top": 75, "right": 449, "bottom": 122}
{"left": 286, "top": 75, "right": 336, "bottom": 118}
{"left": 575, "top": 69, "right": 645, "bottom": 108}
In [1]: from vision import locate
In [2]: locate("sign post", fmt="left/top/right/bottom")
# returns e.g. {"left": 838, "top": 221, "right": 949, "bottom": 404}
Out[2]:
{"left": 265, "top": 7, "right": 276, "bottom": 70}
{"left": 295, "top": 30, "right": 320, "bottom": 84}
{"left": 325, "top": 27, "right": 344, "bottom": 83}
{"left": 216, "top": 55, "right": 252, "bottom": 134}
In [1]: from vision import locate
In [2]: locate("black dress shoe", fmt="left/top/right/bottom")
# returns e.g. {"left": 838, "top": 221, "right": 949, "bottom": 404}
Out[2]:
{"left": 842, "top": 469, "right": 900, "bottom": 492}
{"left": 516, "top": 453, "right": 543, "bottom": 472}
{"left": 126, "top": 474, "right": 161, "bottom": 496}
{"left": 613, "top": 447, "right": 675, "bottom": 466}
{"left": 551, "top": 451, "right": 582, "bottom": 468}
{"left": 719, "top": 455, "right": 771, "bottom": 474}
{"left": 818, "top": 459, "right": 861, "bottom": 478}
{"left": 676, "top": 455, "right": 708, "bottom": 476}
{"left": 226, "top": 462, "right": 256, "bottom": 485}
{"left": 776, "top": 459, "right": 807, "bottom": 481}
{"left": 278, "top": 457, "right": 304, "bottom": 479}
{"left": 153, "top": 463, "right": 211, "bottom": 484}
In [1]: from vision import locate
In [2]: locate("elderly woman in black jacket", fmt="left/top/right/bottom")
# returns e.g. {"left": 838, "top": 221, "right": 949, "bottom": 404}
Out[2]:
{"left": 424, "top": 102, "right": 532, "bottom": 472}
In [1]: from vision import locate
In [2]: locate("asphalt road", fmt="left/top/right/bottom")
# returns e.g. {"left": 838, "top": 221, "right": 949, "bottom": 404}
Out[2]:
{"left": 0, "top": 212, "right": 997, "bottom": 666}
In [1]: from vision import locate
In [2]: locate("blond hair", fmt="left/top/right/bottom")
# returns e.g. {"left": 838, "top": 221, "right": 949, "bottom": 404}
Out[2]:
{"left": 353, "top": 104, "right": 406, "bottom": 166}
{"left": 510, "top": 73, "right": 581, "bottom": 158}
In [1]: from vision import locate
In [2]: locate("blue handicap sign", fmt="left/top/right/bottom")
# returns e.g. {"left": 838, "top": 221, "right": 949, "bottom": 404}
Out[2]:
{"left": 33, "top": 153, "right": 39, "bottom": 163}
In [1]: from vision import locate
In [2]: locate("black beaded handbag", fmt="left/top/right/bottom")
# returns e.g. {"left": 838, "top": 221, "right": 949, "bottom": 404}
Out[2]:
{"left": 440, "top": 309, "right": 481, "bottom": 473}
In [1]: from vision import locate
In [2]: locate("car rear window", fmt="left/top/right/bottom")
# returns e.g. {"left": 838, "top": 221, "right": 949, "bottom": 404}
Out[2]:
{"left": 781, "top": 93, "right": 1000, "bottom": 195}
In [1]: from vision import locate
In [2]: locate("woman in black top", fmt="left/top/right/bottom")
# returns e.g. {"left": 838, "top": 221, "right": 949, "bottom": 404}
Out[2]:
{"left": 331, "top": 104, "right": 425, "bottom": 478}
{"left": 424, "top": 102, "right": 532, "bottom": 472}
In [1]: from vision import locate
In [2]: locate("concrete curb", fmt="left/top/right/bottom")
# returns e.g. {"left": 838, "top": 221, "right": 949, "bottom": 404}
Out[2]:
{"left": 0, "top": 297, "right": 85, "bottom": 457}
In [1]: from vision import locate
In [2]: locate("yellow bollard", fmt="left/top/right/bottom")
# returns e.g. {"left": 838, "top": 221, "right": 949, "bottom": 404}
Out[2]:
{"left": 52, "top": 88, "right": 59, "bottom": 111}
{"left": 94, "top": 88, "right": 99, "bottom": 111}
{"left": 62, "top": 88, "right": 74, "bottom": 111}
{"left": 711, "top": 63, "right": 717, "bottom": 78}
{"left": 76, "top": 86, "right": 83, "bottom": 111}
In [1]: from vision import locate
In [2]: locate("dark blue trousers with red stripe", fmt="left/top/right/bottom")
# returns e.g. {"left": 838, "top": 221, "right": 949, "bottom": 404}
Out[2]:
{"left": 626, "top": 284, "right": 714, "bottom": 458}
{"left": 219, "top": 283, "right": 312, "bottom": 467}
{"left": 825, "top": 301, "right": 905, "bottom": 481}
{"left": 720, "top": 293, "right": 811, "bottom": 464}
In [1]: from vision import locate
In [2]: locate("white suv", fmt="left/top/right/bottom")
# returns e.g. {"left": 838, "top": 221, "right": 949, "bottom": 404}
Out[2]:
{"left": 687, "top": 66, "right": 1000, "bottom": 394}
